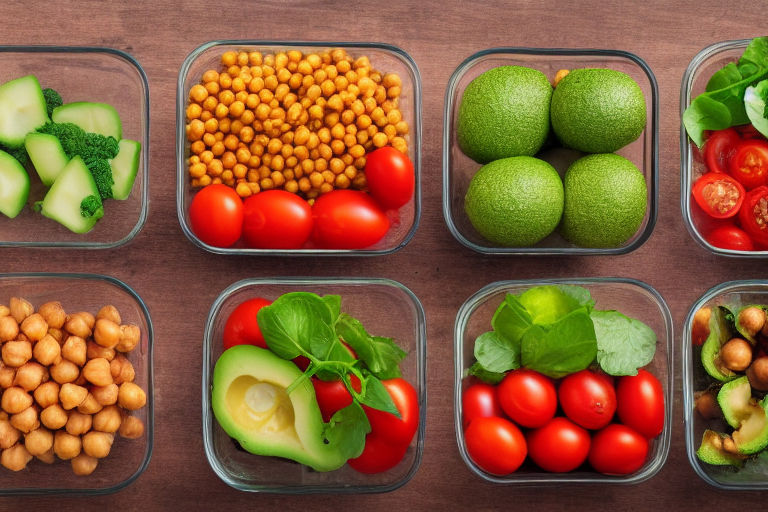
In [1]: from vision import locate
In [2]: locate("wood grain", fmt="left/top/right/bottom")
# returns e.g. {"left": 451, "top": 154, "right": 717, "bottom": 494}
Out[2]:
{"left": 1, "top": 0, "right": 766, "bottom": 509}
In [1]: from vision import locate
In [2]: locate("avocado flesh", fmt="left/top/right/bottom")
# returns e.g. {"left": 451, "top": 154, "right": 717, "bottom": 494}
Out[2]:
{"left": 211, "top": 345, "right": 348, "bottom": 472}
{"left": 717, "top": 377, "right": 768, "bottom": 454}
{"left": 696, "top": 430, "right": 745, "bottom": 467}
{"left": 701, "top": 306, "right": 737, "bottom": 382}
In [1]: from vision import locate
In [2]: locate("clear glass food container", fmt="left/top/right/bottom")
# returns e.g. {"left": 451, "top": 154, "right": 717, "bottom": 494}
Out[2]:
{"left": 683, "top": 280, "right": 768, "bottom": 489}
{"left": 0, "top": 47, "right": 149, "bottom": 248}
{"left": 0, "top": 273, "right": 153, "bottom": 495}
{"left": 680, "top": 39, "right": 762, "bottom": 257}
{"left": 202, "top": 277, "right": 426, "bottom": 493}
{"left": 177, "top": 41, "right": 422, "bottom": 256}
{"left": 443, "top": 48, "right": 659, "bottom": 255}
{"left": 454, "top": 278, "right": 673, "bottom": 484}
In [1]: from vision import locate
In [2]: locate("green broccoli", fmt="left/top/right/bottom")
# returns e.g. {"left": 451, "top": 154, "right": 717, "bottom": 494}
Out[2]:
{"left": 42, "top": 88, "right": 63, "bottom": 118}
{"left": 0, "top": 144, "right": 29, "bottom": 167}
{"left": 36, "top": 122, "right": 119, "bottom": 161}
{"left": 80, "top": 194, "right": 103, "bottom": 218}
{"left": 84, "top": 157, "right": 114, "bottom": 200}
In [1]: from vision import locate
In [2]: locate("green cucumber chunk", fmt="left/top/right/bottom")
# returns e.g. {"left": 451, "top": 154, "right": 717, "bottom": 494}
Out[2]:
{"left": 41, "top": 156, "right": 104, "bottom": 233}
{"left": 110, "top": 139, "right": 140, "bottom": 200}
{"left": 0, "top": 75, "right": 49, "bottom": 147}
{"left": 0, "top": 150, "right": 30, "bottom": 218}
{"left": 25, "top": 132, "right": 69, "bottom": 186}
{"left": 52, "top": 102, "right": 122, "bottom": 140}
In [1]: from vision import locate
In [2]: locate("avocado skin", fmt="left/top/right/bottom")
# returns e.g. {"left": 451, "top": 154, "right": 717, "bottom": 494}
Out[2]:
{"left": 464, "top": 156, "right": 563, "bottom": 247}
{"left": 457, "top": 66, "right": 552, "bottom": 164}
{"left": 696, "top": 430, "right": 745, "bottom": 467}
{"left": 551, "top": 68, "right": 646, "bottom": 153}
{"left": 560, "top": 153, "right": 647, "bottom": 248}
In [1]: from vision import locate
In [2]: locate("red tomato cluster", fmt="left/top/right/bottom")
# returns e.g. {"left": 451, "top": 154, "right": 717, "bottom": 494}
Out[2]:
{"left": 692, "top": 127, "right": 768, "bottom": 251}
{"left": 188, "top": 147, "right": 415, "bottom": 250}
{"left": 462, "top": 368, "right": 664, "bottom": 476}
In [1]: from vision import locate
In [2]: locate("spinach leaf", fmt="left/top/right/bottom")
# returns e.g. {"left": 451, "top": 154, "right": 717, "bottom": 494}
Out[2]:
{"left": 323, "top": 401, "right": 370, "bottom": 460}
{"left": 257, "top": 292, "right": 336, "bottom": 360}
{"left": 336, "top": 313, "right": 406, "bottom": 379}
{"left": 706, "top": 62, "right": 744, "bottom": 92}
{"left": 356, "top": 374, "right": 401, "bottom": 416}
{"left": 520, "top": 308, "right": 597, "bottom": 378}
{"left": 473, "top": 330, "right": 520, "bottom": 373}
{"left": 592, "top": 310, "right": 656, "bottom": 376}
{"left": 465, "top": 361, "right": 505, "bottom": 384}
{"left": 683, "top": 95, "right": 733, "bottom": 147}
{"left": 491, "top": 294, "right": 532, "bottom": 344}
{"left": 556, "top": 284, "right": 595, "bottom": 312}
{"left": 518, "top": 285, "right": 583, "bottom": 325}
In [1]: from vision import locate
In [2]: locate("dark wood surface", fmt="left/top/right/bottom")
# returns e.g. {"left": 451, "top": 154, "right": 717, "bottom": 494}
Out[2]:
{"left": 3, "top": 0, "right": 766, "bottom": 509}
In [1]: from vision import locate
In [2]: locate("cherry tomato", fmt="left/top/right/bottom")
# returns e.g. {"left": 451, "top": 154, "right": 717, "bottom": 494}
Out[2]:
{"left": 729, "top": 139, "right": 768, "bottom": 190}
{"left": 497, "top": 369, "right": 557, "bottom": 428}
{"left": 462, "top": 382, "right": 503, "bottom": 429}
{"left": 312, "top": 375, "right": 361, "bottom": 423}
{"left": 735, "top": 123, "right": 766, "bottom": 140}
{"left": 311, "top": 190, "right": 390, "bottom": 249}
{"left": 588, "top": 424, "right": 649, "bottom": 475}
{"left": 348, "top": 433, "right": 408, "bottom": 474}
{"left": 705, "top": 224, "right": 755, "bottom": 251}
{"left": 363, "top": 378, "right": 419, "bottom": 447}
{"left": 558, "top": 370, "right": 617, "bottom": 430}
{"left": 222, "top": 298, "right": 271, "bottom": 349}
{"left": 616, "top": 369, "right": 665, "bottom": 439}
{"left": 739, "top": 186, "right": 768, "bottom": 246}
{"left": 241, "top": 190, "right": 313, "bottom": 249}
{"left": 703, "top": 128, "right": 740, "bottom": 174}
{"left": 526, "top": 417, "right": 591, "bottom": 473}
{"left": 689, "top": 198, "right": 732, "bottom": 238}
{"left": 188, "top": 184, "right": 244, "bottom": 247}
{"left": 364, "top": 146, "right": 415, "bottom": 210}
{"left": 692, "top": 172, "right": 745, "bottom": 219}
{"left": 464, "top": 416, "right": 527, "bottom": 475}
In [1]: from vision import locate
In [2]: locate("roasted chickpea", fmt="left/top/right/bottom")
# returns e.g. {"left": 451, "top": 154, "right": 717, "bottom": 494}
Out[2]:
{"left": 721, "top": 337, "right": 753, "bottom": 372}
{"left": 36, "top": 447, "right": 55, "bottom": 464}
{"left": 47, "top": 327, "right": 64, "bottom": 344}
{"left": 60, "top": 383, "right": 88, "bottom": 410}
{"left": 86, "top": 340, "right": 115, "bottom": 362}
{"left": 94, "top": 319, "right": 121, "bottom": 349}
{"left": 0, "top": 315, "right": 19, "bottom": 342}
{"left": 117, "top": 324, "right": 141, "bottom": 353}
{"left": 64, "top": 313, "right": 91, "bottom": 338}
{"left": 82, "top": 431, "right": 114, "bottom": 459}
{"left": 37, "top": 301, "right": 66, "bottom": 329}
{"left": 93, "top": 405, "right": 122, "bottom": 433}
{"left": 119, "top": 415, "right": 145, "bottom": 439}
{"left": 0, "top": 419, "right": 20, "bottom": 449}
{"left": 739, "top": 307, "right": 766, "bottom": 338}
{"left": 748, "top": 356, "right": 768, "bottom": 391}
{"left": 0, "top": 363, "right": 15, "bottom": 389}
{"left": 33, "top": 334, "right": 61, "bottom": 366}
{"left": 66, "top": 411, "right": 93, "bottom": 436}
{"left": 50, "top": 360, "right": 80, "bottom": 384}
{"left": 54, "top": 431, "right": 81, "bottom": 460}
{"left": 82, "top": 358, "right": 112, "bottom": 387}
{"left": 24, "top": 427, "right": 53, "bottom": 456}
{"left": 62, "top": 336, "right": 87, "bottom": 366}
{"left": 1, "top": 387, "right": 32, "bottom": 414}
{"left": 34, "top": 381, "right": 60, "bottom": 409}
{"left": 9, "top": 297, "right": 33, "bottom": 324}
{"left": 10, "top": 406, "right": 39, "bottom": 433}
{"left": 71, "top": 453, "right": 98, "bottom": 476}
{"left": 1, "top": 443, "right": 32, "bottom": 471}
{"left": 40, "top": 404, "right": 68, "bottom": 430}
{"left": 77, "top": 393, "right": 103, "bottom": 415}
{"left": 92, "top": 383, "right": 119, "bottom": 406}
{"left": 2, "top": 340, "right": 32, "bottom": 367}
{"left": 118, "top": 382, "right": 146, "bottom": 410}
{"left": 13, "top": 362, "right": 46, "bottom": 391}
{"left": 19, "top": 313, "right": 47, "bottom": 342}
{"left": 111, "top": 355, "right": 135, "bottom": 385}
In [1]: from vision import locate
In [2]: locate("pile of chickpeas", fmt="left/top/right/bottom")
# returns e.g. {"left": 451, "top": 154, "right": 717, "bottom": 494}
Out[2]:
{"left": 186, "top": 48, "right": 410, "bottom": 201}
{"left": 0, "top": 297, "right": 147, "bottom": 476}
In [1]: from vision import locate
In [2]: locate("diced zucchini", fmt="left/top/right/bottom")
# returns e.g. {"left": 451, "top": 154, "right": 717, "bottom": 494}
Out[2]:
{"left": 0, "top": 75, "right": 49, "bottom": 147}
{"left": 0, "top": 150, "right": 30, "bottom": 218}
{"left": 109, "top": 139, "right": 140, "bottom": 200}
{"left": 25, "top": 132, "right": 69, "bottom": 186}
{"left": 41, "top": 156, "right": 103, "bottom": 233}
{"left": 52, "top": 102, "right": 122, "bottom": 140}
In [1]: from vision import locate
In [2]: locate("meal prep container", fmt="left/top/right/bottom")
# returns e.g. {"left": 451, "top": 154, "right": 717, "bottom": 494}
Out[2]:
{"left": 177, "top": 41, "right": 422, "bottom": 256}
{"left": 680, "top": 39, "right": 761, "bottom": 257}
{"left": 0, "top": 47, "right": 149, "bottom": 249}
{"left": 0, "top": 273, "right": 153, "bottom": 495}
{"left": 683, "top": 280, "right": 768, "bottom": 489}
{"left": 454, "top": 278, "right": 673, "bottom": 484}
{"left": 443, "top": 48, "right": 659, "bottom": 255}
{"left": 202, "top": 277, "right": 426, "bottom": 493}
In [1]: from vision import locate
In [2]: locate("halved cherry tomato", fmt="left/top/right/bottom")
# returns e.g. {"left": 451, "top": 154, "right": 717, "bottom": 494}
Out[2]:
{"left": 222, "top": 297, "right": 271, "bottom": 349}
{"left": 704, "top": 128, "right": 741, "bottom": 174}
{"left": 242, "top": 190, "right": 313, "bottom": 249}
{"left": 705, "top": 224, "right": 755, "bottom": 251}
{"left": 464, "top": 416, "right": 527, "bottom": 475}
{"left": 692, "top": 172, "right": 745, "bottom": 219}
{"left": 729, "top": 140, "right": 768, "bottom": 190}
{"left": 312, "top": 190, "right": 390, "bottom": 249}
{"left": 189, "top": 184, "right": 244, "bottom": 247}
{"left": 738, "top": 185, "right": 768, "bottom": 246}
{"left": 364, "top": 146, "right": 415, "bottom": 210}
{"left": 363, "top": 378, "right": 419, "bottom": 447}
{"left": 462, "top": 382, "right": 502, "bottom": 429}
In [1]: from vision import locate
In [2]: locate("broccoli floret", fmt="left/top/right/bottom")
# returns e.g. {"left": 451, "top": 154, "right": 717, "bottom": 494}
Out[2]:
{"left": 80, "top": 194, "right": 103, "bottom": 218}
{"left": 36, "top": 122, "right": 119, "bottom": 161}
{"left": 0, "top": 144, "right": 29, "bottom": 167}
{"left": 84, "top": 157, "right": 114, "bottom": 200}
{"left": 42, "top": 88, "right": 63, "bottom": 118}
{"left": 84, "top": 132, "right": 119, "bottom": 159}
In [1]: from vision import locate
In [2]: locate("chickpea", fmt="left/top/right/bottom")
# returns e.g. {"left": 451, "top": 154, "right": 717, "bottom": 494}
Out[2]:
{"left": 0, "top": 315, "right": 19, "bottom": 342}
{"left": 721, "top": 338, "right": 752, "bottom": 371}
{"left": 66, "top": 411, "right": 93, "bottom": 436}
{"left": 41, "top": 404, "right": 68, "bottom": 430}
{"left": 86, "top": 340, "right": 115, "bottom": 362}
{"left": 60, "top": 383, "right": 89, "bottom": 410}
{"left": 20, "top": 313, "right": 47, "bottom": 341}
{"left": 50, "top": 359, "right": 80, "bottom": 384}
{"left": 2, "top": 340, "right": 31, "bottom": 368}
{"left": 1, "top": 443, "right": 32, "bottom": 471}
{"left": 36, "top": 447, "right": 55, "bottom": 464}
{"left": 82, "top": 358, "right": 112, "bottom": 387}
{"left": 24, "top": 427, "right": 53, "bottom": 456}
{"left": 748, "top": 356, "right": 768, "bottom": 391}
{"left": 34, "top": 334, "right": 61, "bottom": 366}
{"left": 0, "top": 363, "right": 15, "bottom": 389}
{"left": 10, "top": 406, "right": 40, "bottom": 433}
{"left": 118, "top": 382, "right": 147, "bottom": 410}
{"left": 739, "top": 307, "right": 766, "bottom": 338}
{"left": 0, "top": 419, "right": 20, "bottom": 449}
{"left": 93, "top": 405, "right": 122, "bottom": 433}
{"left": 119, "top": 415, "right": 145, "bottom": 440}
{"left": 9, "top": 297, "right": 33, "bottom": 324}
{"left": 94, "top": 318, "right": 121, "bottom": 349}
{"left": 77, "top": 393, "right": 103, "bottom": 415}
{"left": 117, "top": 324, "right": 141, "bottom": 353}
{"left": 2, "top": 387, "right": 32, "bottom": 414}
{"left": 71, "top": 453, "right": 99, "bottom": 476}
{"left": 82, "top": 431, "right": 114, "bottom": 459}
{"left": 34, "top": 381, "right": 60, "bottom": 409}
{"left": 110, "top": 355, "right": 135, "bottom": 385}
{"left": 62, "top": 335, "right": 87, "bottom": 366}
{"left": 54, "top": 431, "right": 81, "bottom": 460}
{"left": 13, "top": 362, "right": 46, "bottom": 391}
{"left": 0, "top": 305, "right": 7, "bottom": 317}
{"left": 47, "top": 327, "right": 64, "bottom": 344}
{"left": 64, "top": 314, "right": 91, "bottom": 338}
{"left": 92, "top": 383, "right": 119, "bottom": 406}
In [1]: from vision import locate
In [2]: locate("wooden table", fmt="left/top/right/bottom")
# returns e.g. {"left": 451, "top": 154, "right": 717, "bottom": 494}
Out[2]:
{"left": 3, "top": 0, "right": 766, "bottom": 509}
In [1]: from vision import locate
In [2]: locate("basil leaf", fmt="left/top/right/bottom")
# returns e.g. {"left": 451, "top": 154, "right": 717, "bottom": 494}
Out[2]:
{"left": 257, "top": 292, "right": 336, "bottom": 360}
{"left": 592, "top": 310, "right": 656, "bottom": 376}
{"left": 520, "top": 308, "right": 597, "bottom": 378}
{"left": 356, "top": 374, "right": 400, "bottom": 416}
{"left": 322, "top": 294, "right": 342, "bottom": 322}
{"left": 465, "top": 361, "right": 505, "bottom": 384}
{"left": 556, "top": 284, "right": 595, "bottom": 312}
{"left": 683, "top": 94, "right": 733, "bottom": 147}
{"left": 491, "top": 295, "right": 531, "bottom": 344}
{"left": 473, "top": 330, "right": 520, "bottom": 373}
{"left": 518, "top": 285, "right": 583, "bottom": 325}
{"left": 336, "top": 314, "right": 406, "bottom": 379}
{"left": 323, "top": 401, "right": 370, "bottom": 460}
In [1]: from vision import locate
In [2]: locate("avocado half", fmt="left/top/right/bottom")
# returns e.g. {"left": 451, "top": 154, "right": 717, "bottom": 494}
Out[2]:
{"left": 211, "top": 345, "right": 348, "bottom": 472}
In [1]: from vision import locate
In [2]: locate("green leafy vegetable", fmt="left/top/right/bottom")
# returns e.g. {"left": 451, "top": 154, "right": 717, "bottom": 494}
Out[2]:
{"left": 592, "top": 310, "right": 656, "bottom": 376}
{"left": 473, "top": 330, "right": 520, "bottom": 373}
{"left": 336, "top": 314, "right": 406, "bottom": 380}
{"left": 257, "top": 292, "right": 336, "bottom": 360}
{"left": 491, "top": 295, "right": 531, "bottom": 345}
{"left": 465, "top": 361, "right": 505, "bottom": 384}
{"left": 323, "top": 402, "right": 370, "bottom": 460}
{"left": 518, "top": 285, "right": 583, "bottom": 324}
{"left": 745, "top": 80, "right": 768, "bottom": 137}
{"left": 520, "top": 308, "right": 597, "bottom": 378}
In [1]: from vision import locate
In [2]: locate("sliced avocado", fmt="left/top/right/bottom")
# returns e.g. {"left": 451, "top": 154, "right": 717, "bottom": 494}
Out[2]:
{"left": 696, "top": 430, "right": 746, "bottom": 467}
{"left": 702, "top": 306, "right": 738, "bottom": 382}
{"left": 211, "top": 345, "right": 353, "bottom": 472}
{"left": 717, "top": 376, "right": 768, "bottom": 454}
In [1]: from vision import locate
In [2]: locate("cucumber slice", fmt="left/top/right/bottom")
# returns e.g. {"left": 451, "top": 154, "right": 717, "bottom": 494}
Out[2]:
{"left": 41, "top": 156, "right": 104, "bottom": 233}
{"left": 110, "top": 139, "right": 140, "bottom": 200}
{"left": 52, "top": 102, "right": 122, "bottom": 140}
{"left": 0, "top": 150, "right": 30, "bottom": 218}
{"left": 0, "top": 75, "right": 49, "bottom": 147}
{"left": 25, "top": 132, "right": 69, "bottom": 186}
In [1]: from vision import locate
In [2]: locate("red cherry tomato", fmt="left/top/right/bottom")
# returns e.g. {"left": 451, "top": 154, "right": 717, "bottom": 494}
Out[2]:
{"left": 363, "top": 378, "right": 419, "bottom": 447}
{"left": 616, "top": 369, "right": 665, "bottom": 439}
{"left": 311, "top": 190, "right": 390, "bottom": 249}
{"left": 558, "top": 370, "right": 617, "bottom": 430}
{"left": 312, "top": 375, "right": 361, "bottom": 423}
{"left": 364, "top": 146, "right": 415, "bottom": 210}
{"left": 462, "top": 382, "right": 503, "bottom": 429}
{"left": 735, "top": 123, "right": 767, "bottom": 140}
{"left": 497, "top": 369, "right": 557, "bottom": 428}
{"left": 729, "top": 139, "right": 768, "bottom": 190}
{"left": 348, "top": 433, "right": 408, "bottom": 474}
{"left": 705, "top": 224, "right": 755, "bottom": 251}
{"left": 692, "top": 172, "right": 745, "bottom": 219}
{"left": 222, "top": 298, "right": 271, "bottom": 350}
{"left": 689, "top": 198, "right": 732, "bottom": 238}
{"left": 526, "top": 417, "right": 591, "bottom": 473}
{"left": 703, "top": 128, "right": 740, "bottom": 174}
{"left": 241, "top": 190, "right": 313, "bottom": 249}
{"left": 189, "top": 184, "right": 244, "bottom": 247}
{"left": 464, "top": 416, "right": 527, "bottom": 475}
{"left": 739, "top": 185, "right": 768, "bottom": 246}
{"left": 588, "top": 424, "right": 649, "bottom": 475}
